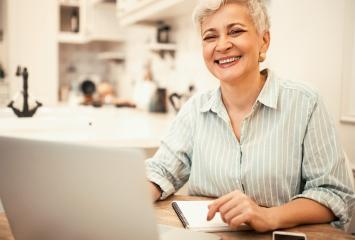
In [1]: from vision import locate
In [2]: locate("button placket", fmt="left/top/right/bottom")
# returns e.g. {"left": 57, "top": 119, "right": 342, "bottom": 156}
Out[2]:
{"left": 239, "top": 105, "right": 258, "bottom": 195}
{"left": 239, "top": 118, "right": 249, "bottom": 193}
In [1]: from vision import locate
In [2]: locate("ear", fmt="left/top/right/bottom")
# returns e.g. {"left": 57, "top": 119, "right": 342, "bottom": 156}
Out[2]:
{"left": 259, "top": 31, "right": 270, "bottom": 53}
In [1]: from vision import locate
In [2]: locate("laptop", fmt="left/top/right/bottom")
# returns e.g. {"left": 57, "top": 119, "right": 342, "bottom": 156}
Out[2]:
{"left": 346, "top": 208, "right": 355, "bottom": 235}
{"left": 0, "top": 136, "right": 219, "bottom": 240}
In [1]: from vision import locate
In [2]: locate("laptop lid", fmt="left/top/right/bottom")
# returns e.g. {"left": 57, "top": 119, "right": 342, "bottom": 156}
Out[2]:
{"left": 0, "top": 136, "right": 159, "bottom": 240}
{"left": 346, "top": 208, "right": 355, "bottom": 235}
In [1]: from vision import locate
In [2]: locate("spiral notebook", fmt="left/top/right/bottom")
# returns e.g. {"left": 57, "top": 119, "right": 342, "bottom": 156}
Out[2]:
{"left": 172, "top": 200, "right": 250, "bottom": 232}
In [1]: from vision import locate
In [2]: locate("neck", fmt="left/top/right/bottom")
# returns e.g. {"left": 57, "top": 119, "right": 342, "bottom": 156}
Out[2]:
{"left": 220, "top": 69, "right": 266, "bottom": 113}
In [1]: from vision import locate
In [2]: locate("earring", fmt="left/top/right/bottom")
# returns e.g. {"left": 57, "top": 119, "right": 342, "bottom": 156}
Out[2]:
{"left": 258, "top": 52, "right": 266, "bottom": 62}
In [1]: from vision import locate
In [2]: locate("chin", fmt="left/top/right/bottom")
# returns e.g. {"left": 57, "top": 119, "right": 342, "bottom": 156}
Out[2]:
{"left": 214, "top": 71, "right": 244, "bottom": 84}
{"left": 208, "top": 64, "right": 244, "bottom": 83}
{"left": 218, "top": 76, "right": 241, "bottom": 84}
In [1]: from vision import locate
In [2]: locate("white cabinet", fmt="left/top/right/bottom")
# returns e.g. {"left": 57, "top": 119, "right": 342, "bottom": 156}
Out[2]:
{"left": 0, "top": 0, "right": 4, "bottom": 42}
{"left": 59, "top": 0, "right": 124, "bottom": 43}
{"left": 6, "top": 0, "right": 59, "bottom": 105}
{"left": 86, "top": 1, "right": 124, "bottom": 42}
{"left": 117, "top": 0, "right": 197, "bottom": 26}
{"left": 0, "top": 82, "right": 9, "bottom": 106}
{"left": 340, "top": 0, "right": 355, "bottom": 123}
{"left": 0, "top": 0, "right": 8, "bottom": 106}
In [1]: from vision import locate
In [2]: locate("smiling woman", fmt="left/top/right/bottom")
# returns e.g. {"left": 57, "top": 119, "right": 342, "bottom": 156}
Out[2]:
{"left": 201, "top": 5, "right": 267, "bottom": 83}
{"left": 145, "top": 0, "right": 355, "bottom": 233}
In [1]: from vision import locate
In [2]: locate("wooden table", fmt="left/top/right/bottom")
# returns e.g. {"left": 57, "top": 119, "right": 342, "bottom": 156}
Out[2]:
{"left": 0, "top": 195, "right": 354, "bottom": 240}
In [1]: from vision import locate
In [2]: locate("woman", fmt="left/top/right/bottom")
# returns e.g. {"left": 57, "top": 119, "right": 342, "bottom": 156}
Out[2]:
{"left": 146, "top": 0, "right": 354, "bottom": 232}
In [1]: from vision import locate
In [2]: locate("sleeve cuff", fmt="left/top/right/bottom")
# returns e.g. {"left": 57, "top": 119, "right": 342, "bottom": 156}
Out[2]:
{"left": 291, "top": 188, "right": 350, "bottom": 228}
{"left": 147, "top": 171, "right": 176, "bottom": 200}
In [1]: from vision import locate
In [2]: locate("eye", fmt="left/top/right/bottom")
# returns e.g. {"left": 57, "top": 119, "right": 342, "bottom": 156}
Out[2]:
{"left": 229, "top": 29, "right": 245, "bottom": 36}
{"left": 203, "top": 35, "right": 217, "bottom": 41}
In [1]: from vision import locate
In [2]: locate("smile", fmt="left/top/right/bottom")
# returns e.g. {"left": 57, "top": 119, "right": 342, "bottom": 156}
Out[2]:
{"left": 214, "top": 56, "right": 242, "bottom": 65}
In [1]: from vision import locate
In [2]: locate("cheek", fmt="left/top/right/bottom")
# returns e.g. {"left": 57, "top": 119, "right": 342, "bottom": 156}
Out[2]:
{"left": 202, "top": 43, "right": 214, "bottom": 64}
{"left": 237, "top": 38, "right": 260, "bottom": 57}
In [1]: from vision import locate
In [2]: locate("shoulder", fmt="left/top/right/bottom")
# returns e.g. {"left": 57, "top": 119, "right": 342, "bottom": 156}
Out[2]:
{"left": 180, "top": 88, "right": 218, "bottom": 113}
{"left": 276, "top": 74, "right": 320, "bottom": 104}
{"left": 171, "top": 89, "right": 213, "bottom": 124}
{"left": 168, "top": 90, "right": 216, "bottom": 134}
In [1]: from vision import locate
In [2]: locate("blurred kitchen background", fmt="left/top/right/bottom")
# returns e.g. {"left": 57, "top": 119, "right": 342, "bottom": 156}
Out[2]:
{"left": 0, "top": 0, "right": 355, "bottom": 211}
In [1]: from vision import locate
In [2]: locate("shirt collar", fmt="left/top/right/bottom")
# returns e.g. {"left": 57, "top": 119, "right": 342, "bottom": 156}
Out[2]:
{"left": 199, "top": 69, "right": 280, "bottom": 113}
{"left": 200, "top": 87, "right": 223, "bottom": 113}
{"left": 256, "top": 69, "right": 279, "bottom": 109}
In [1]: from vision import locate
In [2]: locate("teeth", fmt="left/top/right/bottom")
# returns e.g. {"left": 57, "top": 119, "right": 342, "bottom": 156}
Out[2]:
{"left": 218, "top": 56, "right": 241, "bottom": 64}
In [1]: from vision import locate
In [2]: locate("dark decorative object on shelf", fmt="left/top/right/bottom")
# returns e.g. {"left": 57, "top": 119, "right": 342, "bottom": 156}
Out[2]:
{"left": 169, "top": 85, "right": 195, "bottom": 112}
{"left": 80, "top": 79, "right": 96, "bottom": 105}
{"left": 7, "top": 66, "right": 42, "bottom": 117}
{"left": 149, "top": 88, "right": 167, "bottom": 113}
{"left": 70, "top": 8, "right": 79, "bottom": 33}
{"left": 0, "top": 63, "right": 5, "bottom": 80}
{"left": 156, "top": 21, "right": 171, "bottom": 43}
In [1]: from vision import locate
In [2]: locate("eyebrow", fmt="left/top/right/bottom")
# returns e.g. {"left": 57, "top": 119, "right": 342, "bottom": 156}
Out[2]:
{"left": 202, "top": 23, "right": 247, "bottom": 36}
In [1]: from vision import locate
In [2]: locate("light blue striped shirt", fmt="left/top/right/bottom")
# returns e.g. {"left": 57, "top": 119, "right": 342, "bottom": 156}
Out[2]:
{"left": 146, "top": 70, "right": 354, "bottom": 227}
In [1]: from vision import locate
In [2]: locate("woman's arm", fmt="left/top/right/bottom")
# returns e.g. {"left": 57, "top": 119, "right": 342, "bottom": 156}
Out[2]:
{"left": 207, "top": 190, "right": 335, "bottom": 232}
{"left": 207, "top": 191, "right": 335, "bottom": 232}
{"left": 145, "top": 98, "right": 196, "bottom": 200}
{"left": 270, "top": 198, "right": 335, "bottom": 229}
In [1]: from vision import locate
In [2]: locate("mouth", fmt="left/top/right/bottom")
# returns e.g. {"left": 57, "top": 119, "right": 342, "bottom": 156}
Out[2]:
{"left": 214, "top": 56, "right": 242, "bottom": 66}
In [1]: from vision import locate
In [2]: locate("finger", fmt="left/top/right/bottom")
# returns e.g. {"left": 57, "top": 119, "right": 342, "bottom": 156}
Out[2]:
{"left": 223, "top": 203, "right": 246, "bottom": 224}
{"left": 207, "top": 190, "right": 244, "bottom": 221}
{"left": 207, "top": 193, "right": 234, "bottom": 221}
{"left": 208, "top": 190, "right": 243, "bottom": 212}
{"left": 219, "top": 196, "right": 244, "bottom": 222}
{"left": 207, "top": 204, "right": 219, "bottom": 221}
{"left": 229, "top": 212, "right": 250, "bottom": 230}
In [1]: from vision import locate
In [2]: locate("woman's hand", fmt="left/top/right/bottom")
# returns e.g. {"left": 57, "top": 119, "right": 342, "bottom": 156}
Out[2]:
{"left": 207, "top": 190, "right": 277, "bottom": 232}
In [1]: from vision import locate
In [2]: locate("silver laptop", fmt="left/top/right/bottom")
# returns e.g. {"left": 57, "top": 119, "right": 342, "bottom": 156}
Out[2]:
{"left": 346, "top": 208, "right": 355, "bottom": 235}
{"left": 0, "top": 136, "right": 219, "bottom": 240}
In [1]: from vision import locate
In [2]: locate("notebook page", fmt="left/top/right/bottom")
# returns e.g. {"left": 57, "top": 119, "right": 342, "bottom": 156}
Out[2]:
{"left": 173, "top": 201, "right": 229, "bottom": 229}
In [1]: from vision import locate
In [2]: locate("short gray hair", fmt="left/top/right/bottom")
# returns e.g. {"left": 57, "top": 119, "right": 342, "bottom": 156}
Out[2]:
{"left": 193, "top": 0, "right": 270, "bottom": 34}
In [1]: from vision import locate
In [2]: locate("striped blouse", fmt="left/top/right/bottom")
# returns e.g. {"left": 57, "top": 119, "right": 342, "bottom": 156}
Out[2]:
{"left": 146, "top": 70, "right": 354, "bottom": 227}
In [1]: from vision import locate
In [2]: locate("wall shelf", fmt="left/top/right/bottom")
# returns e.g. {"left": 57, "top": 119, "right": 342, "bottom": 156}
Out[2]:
{"left": 91, "top": 0, "right": 116, "bottom": 4}
{"left": 59, "top": 0, "right": 80, "bottom": 7}
{"left": 58, "top": 33, "right": 123, "bottom": 44}
{"left": 58, "top": 32, "right": 87, "bottom": 44}
{"left": 117, "top": 0, "right": 197, "bottom": 26}
{"left": 148, "top": 43, "right": 176, "bottom": 51}
{"left": 97, "top": 51, "right": 125, "bottom": 60}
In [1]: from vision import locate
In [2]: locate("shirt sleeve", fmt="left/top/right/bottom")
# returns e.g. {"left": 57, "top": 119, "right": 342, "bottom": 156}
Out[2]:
{"left": 291, "top": 95, "right": 355, "bottom": 228}
{"left": 145, "top": 98, "right": 195, "bottom": 200}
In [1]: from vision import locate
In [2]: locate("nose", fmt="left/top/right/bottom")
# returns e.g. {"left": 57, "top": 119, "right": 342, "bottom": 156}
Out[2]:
{"left": 215, "top": 36, "right": 232, "bottom": 52}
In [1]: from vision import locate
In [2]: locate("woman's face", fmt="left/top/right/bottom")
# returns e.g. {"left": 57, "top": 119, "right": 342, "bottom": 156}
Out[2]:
{"left": 201, "top": 3, "right": 269, "bottom": 84}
